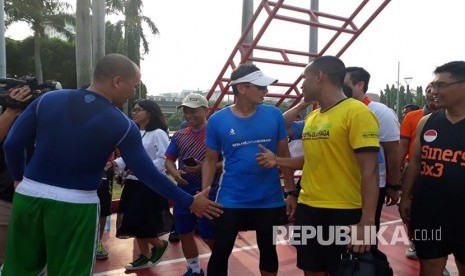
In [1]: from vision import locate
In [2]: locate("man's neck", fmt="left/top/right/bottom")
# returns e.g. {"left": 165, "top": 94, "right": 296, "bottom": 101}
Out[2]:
{"left": 190, "top": 122, "right": 207, "bottom": 131}
{"left": 86, "top": 83, "right": 112, "bottom": 102}
{"left": 423, "top": 105, "right": 433, "bottom": 115}
{"left": 353, "top": 90, "right": 365, "bottom": 102}
{"left": 231, "top": 101, "right": 257, "bottom": 118}
{"left": 319, "top": 90, "right": 347, "bottom": 112}
{"left": 446, "top": 103, "right": 465, "bottom": 123}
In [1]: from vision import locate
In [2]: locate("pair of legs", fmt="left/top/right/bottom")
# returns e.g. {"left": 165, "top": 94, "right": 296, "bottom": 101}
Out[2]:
{"left": 117, "top": 180, "right": 172, "bottom": 269}
{"left": 0, "top": 199, "right": 12, "bottom": 265}
{"left": 180, "top": 231, "right": 213, "bottom": 257}
{"left": 175, "top": 200, "right": 215, "bottom": 274}
{"left": 295, "top": 204, "right": 362, "bottom": 276}
{"left": 96, "top": 177, "right": 113, "bottom": 259}
{"left": 3, "top": 192, "right": 99, "bottom": 276}
{"left": 410, "top": 180, "right": 465, "bottom": 276}
{"left": 136, "top": 237, "right": 165, "bottom": 259}
{"left": 207, "top": 207, "right": 286, "bottom": 276}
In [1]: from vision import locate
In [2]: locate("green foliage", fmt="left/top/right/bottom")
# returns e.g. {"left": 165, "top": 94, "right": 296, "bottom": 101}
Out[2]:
{"left": 4, "top": 0, "right": 74, "bottom": 36}
{"left": 105, "top": 21, "right": 124, "bottom": 54}
{"left": 380, "top": 83, "right": 427, "bottom": 119}
{"left": 104, "top": 1, "right": 159, "bottom": 115}
{"left": 4, "top": 0, "right": 75, "bottom": 81}
{"left": 41, "top": 38, "right": 77, "bottom": 88}
{"left": 167, "top": 112, "right": 183, "bottom": 131}
{"left": 6, "top": 37, "right": 77, "bottom": 88}
{"left": 263, "top": 99, "right": 289, "bottom": 113}
{"left": 108, "top": 0, "right": 159, "bottom": 65}
{"left": 5, "top": 37, "right": 34, "bottom": 77}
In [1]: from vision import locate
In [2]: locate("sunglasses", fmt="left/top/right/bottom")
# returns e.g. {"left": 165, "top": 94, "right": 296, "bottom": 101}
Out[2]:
{"left": 247, "top": 84, "right": 268, "bottom": 91}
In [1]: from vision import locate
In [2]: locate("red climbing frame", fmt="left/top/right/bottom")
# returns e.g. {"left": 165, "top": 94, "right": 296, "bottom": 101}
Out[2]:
{"left": 206, "top": 0, "right": 391, "bottom": 114}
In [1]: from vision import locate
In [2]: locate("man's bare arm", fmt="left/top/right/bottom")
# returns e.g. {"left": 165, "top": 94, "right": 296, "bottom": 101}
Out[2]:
{"left": 350, "top": 151, "right": 379, "bottom": 253}
{"left": 282, "top": 100, "right": 310, "bottom": 128}
{"left": 202, "top": 148, "right": 220, "bottom": 190}
{"left": 399, "top": 115, "right": 430, "bottom": 224}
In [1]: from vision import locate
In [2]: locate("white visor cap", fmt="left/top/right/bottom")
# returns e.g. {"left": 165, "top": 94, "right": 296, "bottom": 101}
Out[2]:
{"left": 230, "top": 70, "right": 278, "bottom": 86}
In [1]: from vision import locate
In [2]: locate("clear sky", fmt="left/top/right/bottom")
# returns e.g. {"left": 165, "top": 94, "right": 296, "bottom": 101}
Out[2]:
{"left": 5, "top": 0, "right": 465, "bottom": 96}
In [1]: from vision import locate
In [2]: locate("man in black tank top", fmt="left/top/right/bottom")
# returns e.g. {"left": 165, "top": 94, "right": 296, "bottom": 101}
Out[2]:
{"left": 399, "top": 61, "right": 465, "bottom": 275}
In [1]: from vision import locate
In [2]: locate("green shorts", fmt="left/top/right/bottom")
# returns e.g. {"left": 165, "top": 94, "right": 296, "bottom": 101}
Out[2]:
{"left": 2, "top": 183, "right": 99, "bottom": 276}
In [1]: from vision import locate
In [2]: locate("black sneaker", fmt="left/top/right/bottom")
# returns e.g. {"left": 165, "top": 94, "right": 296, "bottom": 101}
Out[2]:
{"left": 168, "top": 231, "right": 180, "bottom": 242}
{"left": 150, "top": 240, "right": 169, "bottom": 265}
{"left": 125, "top": 255, "right": 154, "bottom": 270}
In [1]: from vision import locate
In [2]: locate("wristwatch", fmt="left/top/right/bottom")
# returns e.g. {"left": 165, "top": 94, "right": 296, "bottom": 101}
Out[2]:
{"left": 285, "top": 190, "right": 300, "bottom": 198}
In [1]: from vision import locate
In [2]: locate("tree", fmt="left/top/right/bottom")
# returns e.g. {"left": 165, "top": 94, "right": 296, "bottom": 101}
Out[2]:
{"left": 380, "top": 83, "right": 429, "bottom": 119}
{"left": 167, "top": 112, "right": 183, "bottom": 131}
{"left": 413, "top": 86, "right": 426, "bottom": 107}
{"left": 4, "top": 0, "right": 74, "bottom": 82}
{"left": 105, "top": 21, "right": 124, "bottom": 54}
{"left": 92, "top": 0, "right": 106, "bottom": 66}
{"left": 6, "top": 36, "right": 76, "bottom": 88}
{"left": 108, "top": 0, "right": 159, "bottom": 110}
{"left": 75, "top": 0, "right": 92, "bottom": 88}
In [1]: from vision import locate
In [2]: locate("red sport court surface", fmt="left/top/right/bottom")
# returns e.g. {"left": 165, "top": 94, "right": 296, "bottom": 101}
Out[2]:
{"left": 93, "top": 205, "right": 459, "bottom": 275}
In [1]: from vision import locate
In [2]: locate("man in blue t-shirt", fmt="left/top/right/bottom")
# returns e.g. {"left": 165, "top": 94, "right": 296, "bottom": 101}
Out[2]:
{"left": 202, "top": 63, "right": 297, "bottom": 276}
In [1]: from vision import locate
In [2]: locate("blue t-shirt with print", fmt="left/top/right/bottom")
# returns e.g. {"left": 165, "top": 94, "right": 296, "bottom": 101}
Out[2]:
{"left": 290, "top": 120, "right": 304, "bottom": 140}
{"left": 206, "top": 105, "right": 287, "bottom": 208}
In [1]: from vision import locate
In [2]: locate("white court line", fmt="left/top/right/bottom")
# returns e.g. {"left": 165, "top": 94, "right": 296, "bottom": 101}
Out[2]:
{"left": 93, "top": 219, "right": 403, "bottom": 276}
{"left": 380, "top": 219, "right": 403, "bottom": 225}
{"left": 93, "top": 241, "right": 281, "bottom": 276}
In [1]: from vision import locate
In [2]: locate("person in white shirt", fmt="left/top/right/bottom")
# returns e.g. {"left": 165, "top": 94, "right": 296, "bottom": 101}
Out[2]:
{"left": 108, "top": 99, "right": 172, "bottom": 270}
{"left": 344, "top": 66, "right": 401, "bottom": 234}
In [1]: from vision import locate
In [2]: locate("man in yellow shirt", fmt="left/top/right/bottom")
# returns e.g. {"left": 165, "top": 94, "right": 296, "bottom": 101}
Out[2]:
{"left": 257, "top": 56, "right": 380, "bottom": 275}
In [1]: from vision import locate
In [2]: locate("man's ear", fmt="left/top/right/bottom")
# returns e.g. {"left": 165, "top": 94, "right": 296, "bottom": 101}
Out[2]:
{"left": 236, "top": 83, "right": 248, "bottom": 95}
{"left": 315, "top": 70, "right": 323, "bottom": 82}
{"left": 357, "top": 81, "right": 366, "bottom": 91}
{"left": 111, "top": 76, "right": 123, "bottom": 89}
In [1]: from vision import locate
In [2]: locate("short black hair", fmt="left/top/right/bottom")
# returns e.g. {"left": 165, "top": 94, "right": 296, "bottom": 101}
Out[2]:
{"left": 346, "top": 67, "right": 370, "bottom": 93}
{"left": 434, "top": 61, "right": 465, "bottom": 80}
{"left": 308, "top": 56, "right": 345, "bottom": 87}
{"left": 135, "top": 99, "right": 168, "bottom": 132}
{"left": 402, "top": 104, "right": 420, "bottom": 111}
{"left": 230, "top": 63, "right": 260, "bottom": 95}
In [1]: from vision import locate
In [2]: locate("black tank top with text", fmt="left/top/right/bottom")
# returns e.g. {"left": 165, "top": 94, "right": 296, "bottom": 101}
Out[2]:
{"left": 415, "top": 110, "right": 465, "bottom": 202}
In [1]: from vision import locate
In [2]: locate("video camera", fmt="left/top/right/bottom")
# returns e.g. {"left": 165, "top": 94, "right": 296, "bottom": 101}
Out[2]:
{"left": 0, "top": 77, "right": 60, "bottom": 109}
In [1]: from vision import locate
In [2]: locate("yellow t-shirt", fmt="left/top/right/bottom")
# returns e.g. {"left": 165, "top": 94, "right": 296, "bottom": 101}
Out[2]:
{"left": 299, "top": 98, "right": 379, "bottom": 209}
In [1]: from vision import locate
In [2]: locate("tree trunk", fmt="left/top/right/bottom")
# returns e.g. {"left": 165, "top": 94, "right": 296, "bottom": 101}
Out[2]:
{"left": 76, "top": 0, "right": 92, "bottom": 88}
{"left": 92, "top": 0, "right": 105, "bottom": 67}
{"left": 0, "top": 0, "right": 6, "bottom": 78}
{"left": 33, "top": 32, "right": 43, "bottom": 82}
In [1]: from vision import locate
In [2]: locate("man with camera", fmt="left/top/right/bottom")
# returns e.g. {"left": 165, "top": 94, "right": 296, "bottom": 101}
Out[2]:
{"left": 0, "top": 86, "right": 32, "bottom": 267}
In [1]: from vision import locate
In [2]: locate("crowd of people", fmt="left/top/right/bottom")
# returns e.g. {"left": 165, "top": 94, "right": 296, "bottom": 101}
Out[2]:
{"left": 0, "top": 53, "right": 464, "bottom": 276}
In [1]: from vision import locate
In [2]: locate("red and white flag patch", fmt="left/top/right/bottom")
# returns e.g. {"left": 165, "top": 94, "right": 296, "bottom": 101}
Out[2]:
{"left": 423, "top": 129, "right": 438, "bottom": 143}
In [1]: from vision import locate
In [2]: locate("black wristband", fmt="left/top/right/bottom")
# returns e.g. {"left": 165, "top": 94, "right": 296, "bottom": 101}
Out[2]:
{"left": 285, "top": 190, "right": 299, "bottom": 197}
{"left": 386, "top": 183, "right": 402, "bottom": 191}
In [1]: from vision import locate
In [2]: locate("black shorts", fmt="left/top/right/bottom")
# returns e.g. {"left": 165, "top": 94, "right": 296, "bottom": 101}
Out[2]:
{"left": 294, "top": 204, "right": 361, "bottom": 274}
{"left": 97, "top": 179, "right": 113, "bottom": 217}
{"left": 213, "top": 206, "right": 288, "bottom": 232}
{"left": 410, "top": 186, "right": 465, "bottom": 263}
